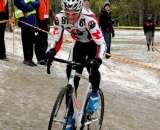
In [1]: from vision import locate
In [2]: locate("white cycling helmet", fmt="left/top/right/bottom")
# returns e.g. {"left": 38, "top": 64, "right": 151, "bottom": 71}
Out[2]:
{"left": 62, "top": 0, "right": 84, "bottom": 12}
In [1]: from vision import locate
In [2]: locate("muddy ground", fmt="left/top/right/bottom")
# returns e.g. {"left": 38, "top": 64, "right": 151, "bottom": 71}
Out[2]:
{"left": 0, "top": 29, "right": 160, "bottom": 130}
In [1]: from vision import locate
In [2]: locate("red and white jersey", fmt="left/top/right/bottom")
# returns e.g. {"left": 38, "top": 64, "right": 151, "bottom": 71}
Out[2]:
{"left": 52, "top": 10, "right": 106, "bottom": 59}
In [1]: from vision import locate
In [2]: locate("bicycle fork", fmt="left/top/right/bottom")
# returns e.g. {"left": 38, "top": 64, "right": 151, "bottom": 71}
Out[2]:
{"left": 67, "top": 69, "right": 91, "bottom": 129}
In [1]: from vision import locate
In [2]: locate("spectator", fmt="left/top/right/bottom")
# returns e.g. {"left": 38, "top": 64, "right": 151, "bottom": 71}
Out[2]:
{"left": 0, "top": 0, "right": 8, "bottom": 60}
{"left": 35, "top": 0, "right": 49, "bottom": 65}
{"left": 99, "top": 1, "right": 115, "bottom": 58}
{"left": 143, "top": 16, "right": 155, "bottom": 51}
{"left": 83, "top": 0, "right": 90, "bottom": 9}
{"left": 14, "top": 0, "right": 39, "bottom": 66}
{"left": 82, "top": 0, "right": 95, "bottom": 18}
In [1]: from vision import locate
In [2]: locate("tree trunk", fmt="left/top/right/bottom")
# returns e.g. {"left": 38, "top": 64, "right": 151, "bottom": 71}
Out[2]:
{"left": 138, "top": 9, "right": 143, "bottom": 26}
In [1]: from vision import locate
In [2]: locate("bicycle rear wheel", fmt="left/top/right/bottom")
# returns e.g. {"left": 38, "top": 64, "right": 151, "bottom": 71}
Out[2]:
{"left": 81, "top": 88, "right": 105, "bottom": 130}
{"left": 48, "top": 86, "right": 68, "bottom": 130}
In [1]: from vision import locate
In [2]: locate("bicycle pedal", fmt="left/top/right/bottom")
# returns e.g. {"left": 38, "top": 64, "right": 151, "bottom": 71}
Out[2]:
{"left": 85, "top": 113, "right": 92, "bottom": 121}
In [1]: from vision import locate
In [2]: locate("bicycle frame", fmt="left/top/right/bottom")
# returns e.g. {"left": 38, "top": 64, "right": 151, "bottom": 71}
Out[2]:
{"left": 68, "top": 69, "right": 91, "bottom": 129}
{"left": 47, "top": 57, "right": 98, "bottom": 129}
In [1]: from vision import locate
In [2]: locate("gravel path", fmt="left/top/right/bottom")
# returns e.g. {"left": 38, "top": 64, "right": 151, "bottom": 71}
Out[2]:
{"left": 0, "top": 30, "right": 160, "bottom": 130}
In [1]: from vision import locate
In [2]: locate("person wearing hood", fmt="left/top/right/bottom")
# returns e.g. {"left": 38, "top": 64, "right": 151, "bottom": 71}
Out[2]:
{"left": 99, "top": 1, "right": 115, "bottom": 58}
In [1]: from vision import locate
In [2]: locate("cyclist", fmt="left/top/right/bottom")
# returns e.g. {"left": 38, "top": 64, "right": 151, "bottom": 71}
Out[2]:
{"left": 46, "top": 0, "right": 106, "bottom": 129}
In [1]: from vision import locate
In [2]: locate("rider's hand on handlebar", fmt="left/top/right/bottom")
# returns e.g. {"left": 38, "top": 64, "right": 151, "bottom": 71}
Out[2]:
{"left": 89, "top": 58, "right": 102, "bottom": 68}
{"left": 45, "top": 48, "right": 56, "bottom": 61}
{"left": 46, "top": 48, "right": 56, "bottom": 74}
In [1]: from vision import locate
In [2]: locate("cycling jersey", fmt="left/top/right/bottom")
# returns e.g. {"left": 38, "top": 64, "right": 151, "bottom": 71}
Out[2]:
{"left": 52, "top": 9, "right": 106, "bottom": 59}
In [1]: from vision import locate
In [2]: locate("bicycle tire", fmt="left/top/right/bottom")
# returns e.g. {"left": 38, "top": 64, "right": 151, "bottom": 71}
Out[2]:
{"left": 48, "top": 86, "right": 68, "bottom": 130}
{"left": 80, "top": 88, "right": 105, "bottom": 130}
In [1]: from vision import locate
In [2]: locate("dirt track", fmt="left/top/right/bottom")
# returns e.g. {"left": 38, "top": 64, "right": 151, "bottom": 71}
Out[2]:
{"left": 0, "top": 30, "right": 160, "bottom": 130}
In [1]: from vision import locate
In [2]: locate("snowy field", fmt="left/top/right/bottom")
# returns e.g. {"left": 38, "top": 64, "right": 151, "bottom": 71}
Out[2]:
{"left": 0, "top": 29, "right": 160, "bottom": 130}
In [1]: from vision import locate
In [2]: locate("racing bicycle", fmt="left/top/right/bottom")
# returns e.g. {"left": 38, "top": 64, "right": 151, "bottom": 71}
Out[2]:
{"left": 47, "top": 57, "right": 104, "bottom": 130}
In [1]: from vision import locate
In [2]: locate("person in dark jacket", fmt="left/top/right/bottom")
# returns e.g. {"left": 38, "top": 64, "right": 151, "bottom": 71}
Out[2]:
{"left": 99, "top": 1, "right": 115, "bottom": 58}
{"left": 0, "top": 0, "right": 8, "bottom": 60}
{"left": 143, "top": 16, "right": 155, "bottom": 51}
{"left": 14, "top": 0, "right": 39, "bottom": 66}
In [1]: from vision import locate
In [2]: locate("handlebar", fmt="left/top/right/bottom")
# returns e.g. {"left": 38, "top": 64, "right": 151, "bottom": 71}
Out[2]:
{"left": 47, "top": 57, "right": 86, "bottom": 74}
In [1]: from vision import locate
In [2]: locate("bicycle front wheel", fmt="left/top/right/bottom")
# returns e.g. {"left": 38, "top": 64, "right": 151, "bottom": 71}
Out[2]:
{"left": 81, "top": 88, "right": 105, "bottom": 130}
{"left": 48, "top": 86, "right": 68, "bottom": 130}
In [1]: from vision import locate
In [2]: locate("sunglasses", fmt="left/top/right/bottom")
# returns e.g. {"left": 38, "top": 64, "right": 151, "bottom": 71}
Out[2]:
{"left": 65, "top": 11, "right": 80, "bottom": 16}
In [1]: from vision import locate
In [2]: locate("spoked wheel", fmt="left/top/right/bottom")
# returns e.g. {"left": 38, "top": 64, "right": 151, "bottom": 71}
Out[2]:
{"left": 48, "top": 86, "right": 69, "bottom": 130}
{"left": 81, "top": 88, "right": 105, "bottom": 130}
